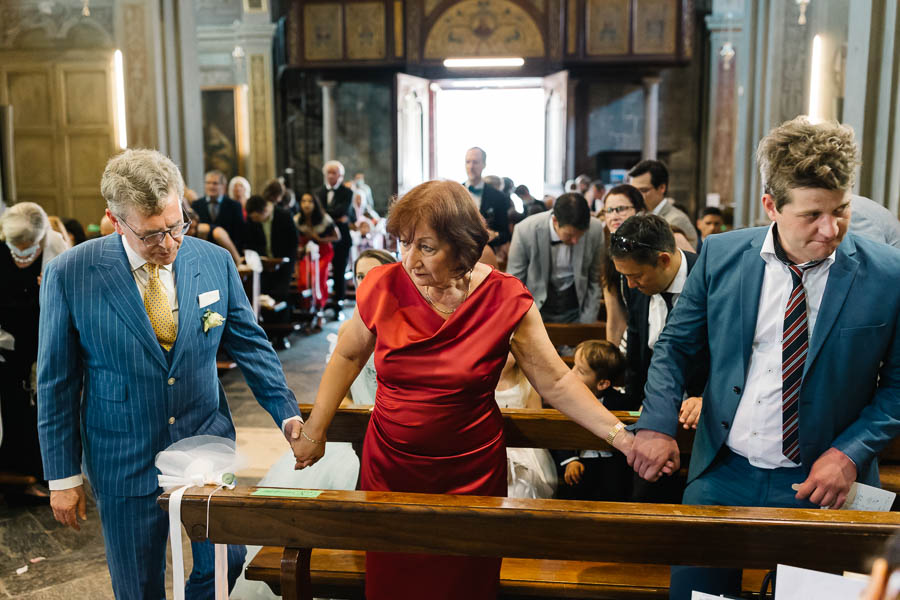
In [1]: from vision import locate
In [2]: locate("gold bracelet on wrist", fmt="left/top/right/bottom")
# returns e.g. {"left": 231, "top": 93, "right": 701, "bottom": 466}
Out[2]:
{"left": 301, "top": 430, "right": 323, "bottom": 445}
{"left": 606, "top": 422, "right": 625, "bottom": 447}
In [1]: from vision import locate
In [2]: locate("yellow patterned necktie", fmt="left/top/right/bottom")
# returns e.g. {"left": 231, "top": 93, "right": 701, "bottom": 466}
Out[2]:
{"left": 143, "top": 263, "right": 177, "bottom": 351}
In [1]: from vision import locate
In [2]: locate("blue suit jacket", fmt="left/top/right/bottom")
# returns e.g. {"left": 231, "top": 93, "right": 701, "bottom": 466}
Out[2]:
{"left": 636, "top": 227, "right": 900, "bottom": 487}
{"left": 37, "top": 234, "right": 300, "bottom": 497}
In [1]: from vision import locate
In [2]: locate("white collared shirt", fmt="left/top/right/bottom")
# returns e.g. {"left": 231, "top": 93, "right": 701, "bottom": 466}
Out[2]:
{"left": 121, "top": 234, "right": 179, "bottom": 328}
{"left": 726, "top": 223, "right": 836, "bottom": 469}
{"left": 647, "top": 250, "right": 688, "bottom": 350}
{"left": 548, "top": 213, "right": 575, "bottom": 291}
{"left": 652, "top": 198, "right": 669, "bottom": 215}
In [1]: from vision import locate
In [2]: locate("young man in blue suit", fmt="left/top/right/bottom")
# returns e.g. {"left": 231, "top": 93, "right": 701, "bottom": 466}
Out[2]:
{"left": 37, "top": 149, "right": 305, "bottom": 599}
{"left": 628, "top": 117, "right": 900, "bottom": 599}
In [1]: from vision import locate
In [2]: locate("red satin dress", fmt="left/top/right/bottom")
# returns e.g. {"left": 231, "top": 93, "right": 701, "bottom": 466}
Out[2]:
{"left": 356, "top": 262, "right": 533, "bottom": 600}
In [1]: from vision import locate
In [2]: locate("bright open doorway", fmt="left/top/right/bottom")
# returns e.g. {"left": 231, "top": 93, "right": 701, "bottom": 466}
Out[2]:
{"left": 433, "top": 81, "right": 546, "bottom": 200}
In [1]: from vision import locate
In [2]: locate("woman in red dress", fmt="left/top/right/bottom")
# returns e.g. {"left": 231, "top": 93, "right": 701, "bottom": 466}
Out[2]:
{"left": 294, "top": 180, "right": 643, "bottom": 600}
{"left": 295, "top": 192, "right": 339, "bottom": 311}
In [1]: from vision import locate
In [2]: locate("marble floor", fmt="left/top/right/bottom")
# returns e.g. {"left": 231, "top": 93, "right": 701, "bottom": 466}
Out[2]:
{"left": 0, "top": 309, "right": 345, "bottom": 598}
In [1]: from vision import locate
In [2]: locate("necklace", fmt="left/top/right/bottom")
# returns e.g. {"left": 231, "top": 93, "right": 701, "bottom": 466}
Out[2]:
{"left": 423, "top": 271, "right": 472, "bottom": 315}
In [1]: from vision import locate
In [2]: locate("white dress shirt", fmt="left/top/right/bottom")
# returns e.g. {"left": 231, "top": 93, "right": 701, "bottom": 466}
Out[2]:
{"left": 548, "top": 213, "right": 575, "bottom": 291}
{"left": 726, "top": 224, "right": 835, "bottom": 469}
{"left": 647, "top": 250, "right": 688, "bottom": 350}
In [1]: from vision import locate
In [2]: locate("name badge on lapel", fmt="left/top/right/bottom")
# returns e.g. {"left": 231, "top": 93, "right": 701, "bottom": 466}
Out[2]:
{"left": 198, "top": 290, "right": 220, "bottom": 308}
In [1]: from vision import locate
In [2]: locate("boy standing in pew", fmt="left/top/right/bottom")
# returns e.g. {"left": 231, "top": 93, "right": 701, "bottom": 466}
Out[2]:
{"left": 554, "top": 340, "right": 633, "bottom": 501}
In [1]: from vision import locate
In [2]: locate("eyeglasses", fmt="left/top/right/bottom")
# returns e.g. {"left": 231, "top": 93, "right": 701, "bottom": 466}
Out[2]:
{"left": 610, "top": 233, "right": 659, "bottom": 254}
{"left": 119, "top": 211, "right": 192, "bottom": 247}
{"left": 605, "top": 205, "right": 635, "bottom": 215}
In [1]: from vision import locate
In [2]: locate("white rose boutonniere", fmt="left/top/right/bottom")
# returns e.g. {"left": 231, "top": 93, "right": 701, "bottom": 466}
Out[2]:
{"left": 202, "top": 309, "right": 225, "bottom": 333}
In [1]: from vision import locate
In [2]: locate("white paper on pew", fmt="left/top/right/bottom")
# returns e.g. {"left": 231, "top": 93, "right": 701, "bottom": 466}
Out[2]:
{"left": 691, "top": 592, "right": 739, "bottom": 599}
{"left": 774, "top": 564, "right": 867, "bottom": 599}
{"left": 243, "top": 249, "right": 263, "bottom": 273}
{"left": 841, "top": 482, "right": 896, "bottom": 511}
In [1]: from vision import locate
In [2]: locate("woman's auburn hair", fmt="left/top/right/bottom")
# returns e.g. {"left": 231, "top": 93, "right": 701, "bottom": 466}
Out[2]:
{"left": 387, "top": 180, "right": 490, "bottom": 276}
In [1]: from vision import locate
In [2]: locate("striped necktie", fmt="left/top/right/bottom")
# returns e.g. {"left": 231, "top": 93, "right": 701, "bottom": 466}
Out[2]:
{"left": 143, "top": 263, "right": 177, "bottom": 351}
{"left": 781, "top": 264, "right": 811, "bottom": 463}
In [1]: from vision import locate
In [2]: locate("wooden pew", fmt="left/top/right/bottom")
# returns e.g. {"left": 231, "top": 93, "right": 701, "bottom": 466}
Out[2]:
{"left": 160, "top": 486, "right": 899, "bottom": 600}
{"left": 544, "top": 322, "right": 607, "bottom": 350}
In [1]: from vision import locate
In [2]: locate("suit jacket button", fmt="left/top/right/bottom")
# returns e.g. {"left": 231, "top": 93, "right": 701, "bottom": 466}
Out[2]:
{"left": 721, "top": 421, "right": 730, "bottom": 429}
{"left": 168, "top": 417, "right": 175, "bottom": 425}
{"left": 733, "top": 386, "right": 741, "bottom": 394}
{"left": 168, "top": 378, "right": 176, "bottom": 385}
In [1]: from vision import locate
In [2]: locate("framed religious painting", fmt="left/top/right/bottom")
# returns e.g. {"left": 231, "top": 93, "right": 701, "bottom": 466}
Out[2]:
{"left": 200, "top": 86, "right": 248, "bottom": 181}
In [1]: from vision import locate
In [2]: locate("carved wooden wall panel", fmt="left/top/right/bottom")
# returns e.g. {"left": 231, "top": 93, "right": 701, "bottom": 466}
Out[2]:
{"left": 585, "top": 0, "right": 629, "bottom": 56}
{"left": 346, "top": 2, "right": 387, "bottom": 59}
{"left": 0, "top": 54, "right": 117, "bottom": 223}
{"left": 284, "top": 0, "right": 691, "bottom": 68}
{"left": 304, "top": 3, "right": 344, "bottom": 61}
{"left": 423, "top": 0, "right": 545, "bottom": 59}
{"left": 633, "top": 0, "right": 677, "bottom": 55}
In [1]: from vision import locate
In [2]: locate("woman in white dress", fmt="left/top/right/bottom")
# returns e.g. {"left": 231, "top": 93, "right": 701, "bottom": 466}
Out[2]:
{"left": 494, "top": 353, "right": 558, "bottom": 499}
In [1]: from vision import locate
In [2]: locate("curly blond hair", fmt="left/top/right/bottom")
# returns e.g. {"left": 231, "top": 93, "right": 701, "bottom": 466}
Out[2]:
{"left": 756, "top": 117, "right": 859, "bottom": 210}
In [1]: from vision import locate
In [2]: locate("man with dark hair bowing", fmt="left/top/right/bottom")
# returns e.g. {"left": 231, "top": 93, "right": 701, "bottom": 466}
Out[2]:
{"left": 629, "top": 117, "right": 900, "bottom": 600}
{"left": 37, "top": 149, "right": 304, "bottom": 599}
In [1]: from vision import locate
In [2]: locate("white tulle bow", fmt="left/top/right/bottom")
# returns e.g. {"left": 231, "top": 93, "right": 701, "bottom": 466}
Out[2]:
{"left": 155, "top": 436, "right": 245, "bottom": 600}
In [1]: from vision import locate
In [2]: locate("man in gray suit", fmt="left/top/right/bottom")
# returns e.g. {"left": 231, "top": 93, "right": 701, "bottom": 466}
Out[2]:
{"left": 507, "top": 193, "right": 604, "bottom": 323}
{"left": 628, "top": 160, "right": 698, "bottom": 249}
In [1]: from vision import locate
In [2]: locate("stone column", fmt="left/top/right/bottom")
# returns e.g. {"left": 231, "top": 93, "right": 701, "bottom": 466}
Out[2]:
{"left": 641, "top": 76, "right": 661, "bottom": 160}
{"left": 319, "top": 81, "right": 337, "bottom": 161}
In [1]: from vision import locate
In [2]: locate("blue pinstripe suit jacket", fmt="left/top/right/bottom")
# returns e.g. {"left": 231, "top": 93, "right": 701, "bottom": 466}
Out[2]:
{"left": 37, "top": 234, "right": 300, "bottom": 497}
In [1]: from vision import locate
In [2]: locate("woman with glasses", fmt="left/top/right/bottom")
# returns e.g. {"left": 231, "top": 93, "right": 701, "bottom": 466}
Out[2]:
{"left": 602, "top": 184, "right": 647, "bottom": 347}
{"left": 0, "top": 202, "right": 68, "bottom": 503}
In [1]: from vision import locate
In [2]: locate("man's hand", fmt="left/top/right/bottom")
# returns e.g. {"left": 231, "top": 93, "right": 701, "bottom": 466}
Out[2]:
{"left": 794, "top": 447, "right": 857, "bottom": 509}
{"left": 51, "top": 485, "right": 87, "bottom": 531}
{"left": 564, "top": 461, "right": 585, "bottom": 486}
{"left": 283, "top": 418, "right": 303, "bottom": 444}
{"left": 628, "top": 430, "right": 680, "bottom": 482}
{"left": 290, "top": 424, "right": 327, "bottom": 470}
{"left": 678, "top": 396, "right": 702, "bottom": 430}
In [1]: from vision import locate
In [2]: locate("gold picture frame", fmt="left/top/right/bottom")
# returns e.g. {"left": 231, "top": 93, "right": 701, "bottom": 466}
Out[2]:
{"left": 200, "top": 85, "right": 249, "bottom": 181}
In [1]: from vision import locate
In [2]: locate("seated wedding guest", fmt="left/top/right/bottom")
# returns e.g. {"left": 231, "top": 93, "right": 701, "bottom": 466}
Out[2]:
{"left": 192, "top": 169, "right": 245, "bottom": 251}
{"left": 601, "top": 184, "right": 648, "bottom": 347}
{"left": 63, "top": 218, "right": 87, "bottom": 246}
{"left": 293, "top": 180, "right": 642, "bottom": 600}
{"left": 184, "top": 203, "right": 242, "bottom": 265}
{"left": 99, "top": 213, "right": 115, "bottom": 236}
{"left": 696, "top": 206, "right": 724, "bottom": 245}
{"left": 514, "top": 184, "right": 547, "bottom": 216}
{"left": 495, "top": 353, "right": 558, "bottom": 499}
{"left": 245, "top": 193, "right": 299, "bottom": 302}
{"left": 507, "top": 193, "right": 605, "bottom": 324}
{"left": 0, "top": 203, "right": 68, "bottom": 503}
{"left": 296, "top": 192, "right": 340, "bottom": 313}
{"left": 228, "top": 175, "right": 251, "bottom": 218}
{"left": 553, "top": 340, "right": 631, "bottom": 501}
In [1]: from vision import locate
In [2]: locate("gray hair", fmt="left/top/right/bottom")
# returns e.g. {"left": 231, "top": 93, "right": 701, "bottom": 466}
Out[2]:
{"left": 101, "top": 149, "right": 185, "bottom": 219}
{"left": 227, "top": 175, "right": 251, "bottom": 198}
{"left": 0, "top": 202, "right": 49, "bottom": 246}
{"left": 322, "top": 160, "right": 345, "bottom": 176}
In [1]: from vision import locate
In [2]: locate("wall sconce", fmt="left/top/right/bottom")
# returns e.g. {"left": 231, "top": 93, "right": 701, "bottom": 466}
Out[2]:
{"left": 796, "top": 0, "right": 810, "bottom": 25}
{"left": 720, "top": 42, "right": 735, "bottom": 71}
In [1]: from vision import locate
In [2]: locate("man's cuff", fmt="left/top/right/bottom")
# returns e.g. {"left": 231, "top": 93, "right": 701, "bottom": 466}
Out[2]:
{"left": 49, "top": 474, "right": 84, "bottom": 490}
{"left": 281, "top": 415, "right": 304, "bottom": 433}
{"left": 559, "top": 457, "right": 580, "bottom": 467}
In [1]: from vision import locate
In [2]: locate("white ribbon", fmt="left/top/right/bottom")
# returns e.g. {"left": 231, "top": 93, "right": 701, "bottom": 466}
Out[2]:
{"left": 155, "top": 436, "right": 245, "bottom": 600}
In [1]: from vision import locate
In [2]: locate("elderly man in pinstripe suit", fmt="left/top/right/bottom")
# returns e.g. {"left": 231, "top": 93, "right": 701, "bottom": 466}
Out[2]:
{"left": 37, "top": 149, "right": 304, "bottom": 599}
